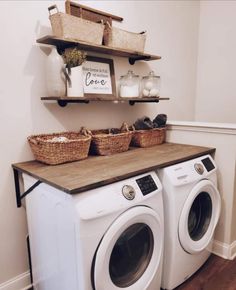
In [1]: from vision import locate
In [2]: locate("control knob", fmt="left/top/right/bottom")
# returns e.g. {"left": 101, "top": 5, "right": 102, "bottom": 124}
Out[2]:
{"left": 122, "top": 185, "right": 136, "bottom": 200}
{"left": 194, "top": 163, "right": 204, "bottom": 175}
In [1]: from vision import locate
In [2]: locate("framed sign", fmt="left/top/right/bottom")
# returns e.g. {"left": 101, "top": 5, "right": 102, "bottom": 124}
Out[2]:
{"left": 82, "top": 56, "right": 116, "bottom": 98}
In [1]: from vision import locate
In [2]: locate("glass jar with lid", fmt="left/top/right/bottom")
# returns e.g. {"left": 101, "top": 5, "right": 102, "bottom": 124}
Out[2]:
{"left": 119, "top": 70, "right": 140, "bottom": 98}
{"left": 141, "top": 71, "right": 160, "bottom": 97}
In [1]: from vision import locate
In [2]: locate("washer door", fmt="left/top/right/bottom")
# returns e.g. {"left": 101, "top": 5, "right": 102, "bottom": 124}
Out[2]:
{"left": 92, "top": 206, "right": 163, "bottom": 290}
{"left": 178, "top": 179, "right": 221, "bottom": 254}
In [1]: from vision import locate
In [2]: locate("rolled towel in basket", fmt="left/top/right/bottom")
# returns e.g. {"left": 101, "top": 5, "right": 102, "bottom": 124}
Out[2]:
{"left": 134, "top": 116, "right": 154, "bottom": 130}
{"left": 153, "top": 114, "right": 167, "bottom": 128}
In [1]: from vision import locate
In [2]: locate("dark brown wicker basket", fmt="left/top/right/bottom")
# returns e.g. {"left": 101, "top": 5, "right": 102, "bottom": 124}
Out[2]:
{"left": 131, "top": 127, "right": 166, "bottom": 148}
{"left": 27, "top": 131, "right": 91, "bottom": 165}
{"left": 89, "top": 126, "right": 133, "bottom": 156}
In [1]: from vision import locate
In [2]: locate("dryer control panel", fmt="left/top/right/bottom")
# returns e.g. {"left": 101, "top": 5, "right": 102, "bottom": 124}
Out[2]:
{"left": 201, "top": 157, "right": 215, "bottom": 172}
{"left": 136, "top": 175, "right": 158, "bottom": 196}
{"left": 157, "top": 154, "right": 217, "bottom": 186}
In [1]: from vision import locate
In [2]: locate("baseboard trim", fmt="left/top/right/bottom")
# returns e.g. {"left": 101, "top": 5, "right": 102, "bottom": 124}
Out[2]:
{"left": 0, "top": 271, "right": 31, "bottom": 290}
{"left": 212, "top": 239, "right": 236, "bottom": 260}
{"left": 229, "top": 240, "right": 236, "bottom": 260}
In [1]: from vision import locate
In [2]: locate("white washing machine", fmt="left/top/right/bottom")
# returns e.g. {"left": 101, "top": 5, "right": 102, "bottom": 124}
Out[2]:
{"left": 23, "top": 171, "right": 164, "bottom": 290}
{"left": 157, "top": 154, "right": 221, "bottom": 290}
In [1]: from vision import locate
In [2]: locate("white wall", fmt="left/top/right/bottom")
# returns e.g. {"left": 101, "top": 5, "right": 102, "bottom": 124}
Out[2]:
{"left": 0, "top": 0, "right": 200, "bottom": 287}
{"left": 195, "top": 1, "right": 236, "bottom": 123}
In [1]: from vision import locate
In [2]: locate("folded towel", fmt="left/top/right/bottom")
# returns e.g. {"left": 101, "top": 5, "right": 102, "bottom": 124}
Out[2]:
{"left": 134, "top": 116, "right": 154, "bottom": 130}
{"left": 153, "top": 114, "right": 167, "bottom": 128}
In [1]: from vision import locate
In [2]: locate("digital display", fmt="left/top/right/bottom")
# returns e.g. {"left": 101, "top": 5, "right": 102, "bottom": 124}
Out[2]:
{"left": 136, "top": 175, "right": 158, "bottom": 196}
{"left": 202, "top": 157, "right": 215, "bottom": 172}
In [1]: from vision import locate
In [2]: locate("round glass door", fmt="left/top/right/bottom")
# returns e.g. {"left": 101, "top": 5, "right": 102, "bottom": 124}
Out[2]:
{"left": 188, "top": 192, "right": 212, "bottom": 241}
{"left": 93, "top": 206, "right": 163, "bottom": 290}
{"left": 178, "top": 180, "right": 221, "bottom": 254}
{"left": 109, "top": 223, "right": 154, "bottom": 287}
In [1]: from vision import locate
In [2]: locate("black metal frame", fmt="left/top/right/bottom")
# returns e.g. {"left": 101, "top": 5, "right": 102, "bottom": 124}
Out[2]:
{"left": 129, "top": 55, "right": 151, "bottom": 65}
{"left": 57, "top": 99, "right": 90, "bottom": 107}
{"left": 129, "top": 99, "right": 160, "bottom": 106}
{"left": 27, "top": 235, "right": 34, "bottom": 287}
{"left": 13, "top": 169, "right": 42, "bottom": 208}
{"left": 57, "top": 98, "right": 160, "bottom": 107}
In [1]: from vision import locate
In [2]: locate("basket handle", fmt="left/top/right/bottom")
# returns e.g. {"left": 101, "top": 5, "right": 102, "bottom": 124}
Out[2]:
{"left": 96, "top": 19, "right": 104, "bottom": 25}
{"left": 129, "top": 125, "right": 136, "bottom": 132}
{"left": 120, "top": 122, "right": 131, "bottom": 132}
{"left": 28, "top": 137, "right": 38, "bottom": 145}
{"left": 48, "top": 5, "right": 59, "bottom": 16}
{"left": 80, "top": 127, "right": 92, "bottom": 137}
{"left": 105, "top": 21, "right": 112, "bottom": 29}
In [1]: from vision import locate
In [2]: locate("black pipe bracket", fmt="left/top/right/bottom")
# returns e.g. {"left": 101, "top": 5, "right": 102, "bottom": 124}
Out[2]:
{"left": 13, "top": 169, "right": 42, "bottom": 208}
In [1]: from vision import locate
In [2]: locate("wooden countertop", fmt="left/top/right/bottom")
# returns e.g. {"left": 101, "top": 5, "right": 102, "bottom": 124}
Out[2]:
{"left": 12, "top": 143, "right": 215, "bottom": 194}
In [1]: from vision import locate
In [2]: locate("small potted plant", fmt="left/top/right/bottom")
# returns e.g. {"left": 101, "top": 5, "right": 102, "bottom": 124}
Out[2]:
{"left": 62, "top": 47, "right": 87, "bottom": 97}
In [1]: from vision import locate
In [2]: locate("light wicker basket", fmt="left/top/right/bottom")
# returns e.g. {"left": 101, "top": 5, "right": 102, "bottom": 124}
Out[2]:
{"left": 88, "top": 123, "right": 133, "bottom": 156}
{"left": 131, "top": 127, "right": 166, "bottom": 148}
{"left": 27, "top": 131, "right": 91, "bottom": 165}
{"left": 48, "top": 5, "right": 104, "bottom": 45}
{"left": 104, "top": 22, "right": 146, "bottom": 52}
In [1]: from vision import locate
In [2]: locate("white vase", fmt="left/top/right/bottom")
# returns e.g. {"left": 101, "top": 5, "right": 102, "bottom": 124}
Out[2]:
{"left": 67, "top": 66, "right": 84, "bottom": 97}
{"left": 46, "top": 47, "right": 66, "bottom": 96}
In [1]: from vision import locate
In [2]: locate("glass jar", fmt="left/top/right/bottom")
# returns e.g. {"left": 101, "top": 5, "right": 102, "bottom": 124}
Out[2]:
{"left": 141, "top": 71, "right": 160, "bottom": 97}
{"left": 119, "top": 70, "right": 140, "bottom": 98}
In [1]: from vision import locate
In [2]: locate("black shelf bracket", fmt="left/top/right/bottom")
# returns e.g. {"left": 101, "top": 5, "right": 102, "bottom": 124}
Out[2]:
{"left": 129, "top": 55, "right": 151, "bottom": 65}
{"left": 58, "top": 99, "right": 90, "bottom": 107}
{"left": 13, "top": 169, "right": 42, "bottom": 208}
{"left": 129, "top": 99, "right": 160, "bottom": 106}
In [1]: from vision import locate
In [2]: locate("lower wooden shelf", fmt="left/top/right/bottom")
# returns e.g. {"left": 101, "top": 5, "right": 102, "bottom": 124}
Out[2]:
{"left": 41, "top": 96, "right": 170, "bottom": 106}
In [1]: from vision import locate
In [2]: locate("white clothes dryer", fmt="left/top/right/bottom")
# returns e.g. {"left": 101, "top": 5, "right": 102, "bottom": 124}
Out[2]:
{"left": 23, "top": 171, "right": 164, "bottom": 290}
{"left": 157, "top": 154, "right": 221, "bottom": 290}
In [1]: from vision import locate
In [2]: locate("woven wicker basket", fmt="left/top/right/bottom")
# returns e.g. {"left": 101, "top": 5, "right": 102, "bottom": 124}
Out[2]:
{"left": 104, "top": 22, "right": 146, "bottom": 52}
{"left": 131, "top": 127, "right": 166, "bottom": 148}
{"left": 88, "top": 124, "right": 133, "bottom": 156}
{"left": 27, "top": 131, "right": 91, "bottom": 165}
{"left": 48, "top": 5, "right": 104, "bottom": 45}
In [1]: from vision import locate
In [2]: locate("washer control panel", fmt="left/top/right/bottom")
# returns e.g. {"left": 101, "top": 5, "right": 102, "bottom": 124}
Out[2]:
{"left": 136, "top": 175, "right": 158, "bottom": 196}
{"left": 122, "top": 185, "right": 136, "bottom": 200}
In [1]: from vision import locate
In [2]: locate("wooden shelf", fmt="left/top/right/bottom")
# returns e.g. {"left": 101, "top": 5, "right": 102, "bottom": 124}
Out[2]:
{"left": 37, "top": 35, "right": 161, "bottom": 64}
{"left": 41, "top": 96, "right": 170, "bottom": 107}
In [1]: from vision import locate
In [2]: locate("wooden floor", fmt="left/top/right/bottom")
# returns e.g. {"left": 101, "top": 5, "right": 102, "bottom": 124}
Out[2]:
{"left": 174, "top": 254, "right": 236, "bottom": 290}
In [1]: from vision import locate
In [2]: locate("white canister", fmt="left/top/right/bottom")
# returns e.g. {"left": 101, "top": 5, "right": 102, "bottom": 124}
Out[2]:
{"left": 46, "top": 47, "right": 66, "bottom": 96}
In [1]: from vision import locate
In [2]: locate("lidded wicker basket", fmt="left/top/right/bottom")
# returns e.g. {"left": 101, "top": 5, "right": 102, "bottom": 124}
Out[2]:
{"left": 88, "top": 123, "right": 133, "bottom": 156}
{"left": 27, "top": 130, "right": 91, "bottom": 165}
{"left": 131, "top": 127, "right": 166, "bottom": 148}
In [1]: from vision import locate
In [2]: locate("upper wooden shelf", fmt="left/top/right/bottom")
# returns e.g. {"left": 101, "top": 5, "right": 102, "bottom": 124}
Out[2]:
{"left": 41, "top": 96, "right": 170, "bottom": 107}
{"left": 36, "top": 35, "right": 161, "bottom": 64}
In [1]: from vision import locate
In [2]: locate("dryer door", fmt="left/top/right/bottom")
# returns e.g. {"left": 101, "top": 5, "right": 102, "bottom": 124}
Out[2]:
{"left": 178, "top": 179, "right": 221, "bottom": 254}
{"left": 92, "top": 206, "right": 163, "bottom": 290}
